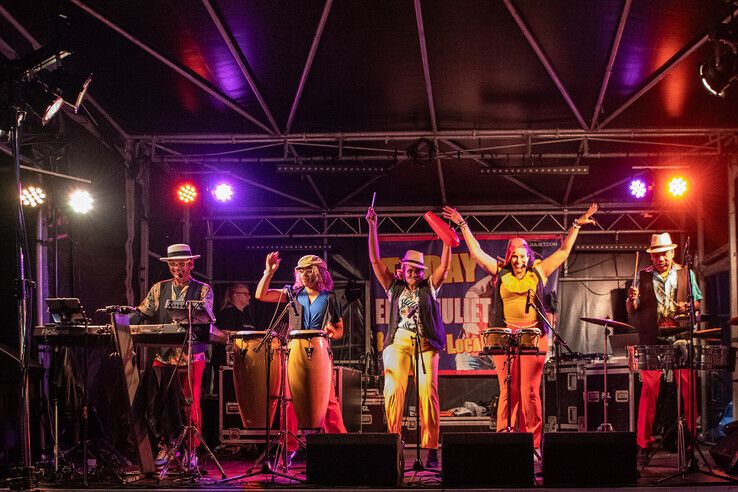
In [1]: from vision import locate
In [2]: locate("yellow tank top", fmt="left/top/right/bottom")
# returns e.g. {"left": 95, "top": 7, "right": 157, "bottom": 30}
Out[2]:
{"left": 499, "top": 270, "right": 539, "bottom": 327}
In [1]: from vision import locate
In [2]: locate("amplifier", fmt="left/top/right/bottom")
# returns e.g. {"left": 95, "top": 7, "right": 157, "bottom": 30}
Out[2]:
{"left": 219, "top": 365, "right": 361, "bottom": 444}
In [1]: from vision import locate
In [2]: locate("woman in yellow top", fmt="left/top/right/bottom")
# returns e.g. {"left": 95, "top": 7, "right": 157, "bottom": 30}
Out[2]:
{"left": 443, "top": 204, "right": 598, "bottom": 449}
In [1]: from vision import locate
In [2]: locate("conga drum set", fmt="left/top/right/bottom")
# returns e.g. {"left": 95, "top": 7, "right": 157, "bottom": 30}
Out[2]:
{"left": 481, "top": 326, "right": 543, "bottom": 432}
{"left": 222, "top": 315, "right": 333, "bottom": 483}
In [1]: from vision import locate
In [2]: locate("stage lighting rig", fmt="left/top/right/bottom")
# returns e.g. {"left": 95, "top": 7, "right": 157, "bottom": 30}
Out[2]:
{"left": 0, "top": 45, "right": 91, "bottom": 128}
{"left": 69, "top": 189, "right": 93, "bottom": 214}
{"left": 699, "top": 22, "right": 738, "bottom": 97}
{"left": 20, "top": 186, "right": 46, "bottom": 207}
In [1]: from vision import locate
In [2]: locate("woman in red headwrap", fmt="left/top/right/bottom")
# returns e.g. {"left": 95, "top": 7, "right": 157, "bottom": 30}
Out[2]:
{"left": 443, "top": 204, "right": 598, "bottom": 449}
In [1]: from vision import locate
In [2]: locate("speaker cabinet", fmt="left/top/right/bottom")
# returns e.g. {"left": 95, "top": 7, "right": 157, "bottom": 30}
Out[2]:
{"left": 442, "top": 432, "right": 534, "bottom": 487}
{"left": 306, "top": 433, "right": 402, "bottom": 486}
{"left": 543, "top": 432, "right": 637, "bottom": 486}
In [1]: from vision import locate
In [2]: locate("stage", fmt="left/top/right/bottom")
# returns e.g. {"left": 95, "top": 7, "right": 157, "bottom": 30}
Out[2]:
{"left": 13, "top": 443, "right": 736, "bottom": 490}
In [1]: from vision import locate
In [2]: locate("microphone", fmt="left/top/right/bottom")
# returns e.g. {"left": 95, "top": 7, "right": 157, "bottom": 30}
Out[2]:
{"left": 406, "top": 305, "right": 419, "bottom": 319}
{"left": 525, "top": 289, "right": 532, "bottom": 314}
{"left": 96, "top": 305, "right": 136, "bottom": 314}
{"left": 284, "top": 285, "right": 299, "bottom": 316}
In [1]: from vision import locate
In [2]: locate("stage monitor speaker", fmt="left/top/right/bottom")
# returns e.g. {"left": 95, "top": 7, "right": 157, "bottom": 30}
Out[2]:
{"left": 306, "top": 433, "right": 402, "bottom": 486}
{"left": 710, "top": 428, "right": 738, "bottom": 474}
{"left": 442, "top": 432, "right": 534, "bottom": 487}
{"left": 543, "top": 431, "right": 637, "bottom": 486}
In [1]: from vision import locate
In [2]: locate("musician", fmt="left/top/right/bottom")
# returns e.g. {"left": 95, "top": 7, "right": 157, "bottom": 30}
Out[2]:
{"left": 626, "top": 232, "right": 702, "bottom": 454}
{"left": 255, "top": 253, "right": 347, "bottom": 438}
{"left": 443, "top": 203, "right": 598, "bottom": 452}
{"left": 130, "top": 243, "right": 213, "bottom": 469}
{"left": 217, "top": 282, "right": 253, "bottom": 330}
{"left": 366, "top": 207, "right": 451, "bottom": 469}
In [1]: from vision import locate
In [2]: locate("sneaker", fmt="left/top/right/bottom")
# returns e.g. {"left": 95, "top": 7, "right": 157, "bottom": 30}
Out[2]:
{"left": 155, "top": 444, "right": 171, "bottom": 470}
{"left": 424, "top": 448, "right": 439, "bottom": 469}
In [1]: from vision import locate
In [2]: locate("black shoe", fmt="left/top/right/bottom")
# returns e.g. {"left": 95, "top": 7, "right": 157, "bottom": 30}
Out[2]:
{"left": 638, "top": 447, "right": 652, "bottom": 468}
{"left": 424, "top": 448, "right": 439, "bottom": 469}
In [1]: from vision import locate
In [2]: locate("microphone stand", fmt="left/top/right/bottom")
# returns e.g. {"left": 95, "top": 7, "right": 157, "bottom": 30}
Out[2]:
{"left": 528, "top": 290, "right": 573, "bottom": 435}
{"left": 654, "top": 238, "right": 736, "bottom": 485}
{"left": 404, "top": 306, "right": 441, "bottom": 478}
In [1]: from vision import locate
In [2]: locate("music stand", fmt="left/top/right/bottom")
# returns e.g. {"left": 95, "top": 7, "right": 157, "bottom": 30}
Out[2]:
{"left": 46, "top": 298, "right": 87, "bottom": 325}
{"left": 157, "top": 300, "right": 226, "bottom": 482}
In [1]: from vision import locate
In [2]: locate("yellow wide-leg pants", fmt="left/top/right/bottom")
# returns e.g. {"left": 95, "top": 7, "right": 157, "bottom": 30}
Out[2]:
{"left": 382, "top": 328, "right": 440, "bottom": 449}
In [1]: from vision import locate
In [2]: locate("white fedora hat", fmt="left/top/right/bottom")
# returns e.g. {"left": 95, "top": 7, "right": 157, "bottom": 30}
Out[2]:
{"left": 159, "top": 243, "right": 201, "bottom": 261}
{"left": 646, "top": 233, "right": 677, "bottom": 254}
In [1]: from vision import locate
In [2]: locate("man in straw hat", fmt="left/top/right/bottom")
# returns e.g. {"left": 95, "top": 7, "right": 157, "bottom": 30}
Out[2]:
{"left": 256, "top": 252, "right": 347, "bottom": 463}
{"left": 627, "top": 232, "right": 702, "bottom": 460}
{"left": 365, "top": 207, "right": 452, "bottom": 469}
{"left": 130, "top": 243, "right": 214, "bottom": 470}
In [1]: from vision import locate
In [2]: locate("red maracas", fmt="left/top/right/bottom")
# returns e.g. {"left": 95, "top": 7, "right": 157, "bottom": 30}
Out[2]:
{"left": 423, "top": 211, "right": 460, "bottom": 247}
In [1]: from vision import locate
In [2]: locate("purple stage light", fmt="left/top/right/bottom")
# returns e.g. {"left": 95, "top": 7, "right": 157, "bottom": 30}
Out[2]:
{"left": 212, "top": 183, "right": 234, "bottom": 202}
{"left": 629, "top": 179, "right": 647, "bottom": 199}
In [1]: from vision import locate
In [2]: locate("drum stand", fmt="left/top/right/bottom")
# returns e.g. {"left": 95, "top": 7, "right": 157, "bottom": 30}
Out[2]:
{"left": 597, "top": 321, "right": 614, "bottom": 432}
{"left": 220, "top": 302, "right": 305, "bottom": 485}
{"left": 652, "top": 238, "right": 735, "bottom": 484}
{"left": 158, "top": 301, "right": 226, "bottom": 482}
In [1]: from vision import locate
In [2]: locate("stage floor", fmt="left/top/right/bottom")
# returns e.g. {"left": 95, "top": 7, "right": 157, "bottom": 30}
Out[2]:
{"left": 26, "top": 444, "right": 738, "bottom": 490}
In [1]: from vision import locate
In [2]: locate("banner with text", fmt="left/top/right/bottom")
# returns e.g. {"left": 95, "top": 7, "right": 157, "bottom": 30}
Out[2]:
{"left": 373, "top": 235, "right": 561, "bottom": 372}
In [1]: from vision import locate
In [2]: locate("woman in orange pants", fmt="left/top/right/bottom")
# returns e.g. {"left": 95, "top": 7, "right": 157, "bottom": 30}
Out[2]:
{"left": 444, "top": 203, "right": 598, "bottom": 449}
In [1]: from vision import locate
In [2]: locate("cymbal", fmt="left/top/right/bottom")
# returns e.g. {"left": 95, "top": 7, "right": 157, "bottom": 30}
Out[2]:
{"left": 580, "top": 317, "right": 636, "bottom": 331}
{"left": 693, "top": 328, "right": 721, "bottom": 338}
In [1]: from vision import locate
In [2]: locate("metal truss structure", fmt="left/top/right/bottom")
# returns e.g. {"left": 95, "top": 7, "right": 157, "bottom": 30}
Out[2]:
{"left": 202, "top": 205, "right": 687, "bottom": 240}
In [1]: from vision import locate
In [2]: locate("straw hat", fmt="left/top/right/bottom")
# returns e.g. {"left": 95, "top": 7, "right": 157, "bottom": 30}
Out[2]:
{"left": 159, "top": 243, "right": 200, "bottom": 261}
{"left": 646, "top": 233, "right": 677, "bottom": 254}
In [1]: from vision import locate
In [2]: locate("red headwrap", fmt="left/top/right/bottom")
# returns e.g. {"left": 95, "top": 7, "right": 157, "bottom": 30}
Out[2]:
{"left": 502, "top": 237, "right": 533, "bottom": 267}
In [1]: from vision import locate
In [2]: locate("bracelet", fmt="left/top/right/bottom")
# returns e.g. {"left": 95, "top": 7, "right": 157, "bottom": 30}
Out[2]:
{"left": 571, "top": 221, "right": 581, "bottom": 230}
{"left": 457, "top": 220, "right": 468, "bottom": 230}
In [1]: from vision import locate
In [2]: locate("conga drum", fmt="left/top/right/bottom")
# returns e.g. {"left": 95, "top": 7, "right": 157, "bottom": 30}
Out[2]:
{"left": 231, "top": 331, "right": 281, "bottom": 428}
{"left": 287, "top": 329, "right": 332, "bottom": 429}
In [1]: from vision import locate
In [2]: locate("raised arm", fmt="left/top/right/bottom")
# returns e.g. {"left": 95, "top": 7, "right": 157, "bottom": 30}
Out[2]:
{"left": 443, "top": 206, "right": 498, "bottom": 276}
{"left": 366, "top": 207, "right": 394, "bottom": 291}
{"left": 255, "top": 251, "right": 288, "bottom": 303}
{"left": 539, "top": 203, "right": 598, "bottom": 278}
{"left": 431, "top": 242, "right": 452, "bottom": 289}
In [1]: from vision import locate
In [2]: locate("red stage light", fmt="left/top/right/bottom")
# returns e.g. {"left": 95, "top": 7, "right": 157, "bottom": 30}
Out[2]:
{"left": 177, "top": 183, "right": 198, "bottom": 204}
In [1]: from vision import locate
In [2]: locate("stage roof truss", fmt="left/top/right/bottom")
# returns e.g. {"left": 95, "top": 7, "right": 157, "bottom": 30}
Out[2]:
{"left": 203, "top": 206, "right": 687, "bottom": 240}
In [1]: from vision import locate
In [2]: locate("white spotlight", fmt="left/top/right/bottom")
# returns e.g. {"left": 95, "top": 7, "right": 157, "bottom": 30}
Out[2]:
{"left": 69, "top": 190, "right": 93, "bottom": 214}
{"left": 20, "top": 186, "right": 46, "bottom": 207}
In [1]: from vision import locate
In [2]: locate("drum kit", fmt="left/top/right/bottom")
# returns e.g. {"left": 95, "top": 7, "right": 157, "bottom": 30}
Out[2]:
{"left": 222, "top": 322, "right": 333, "bottom": 483}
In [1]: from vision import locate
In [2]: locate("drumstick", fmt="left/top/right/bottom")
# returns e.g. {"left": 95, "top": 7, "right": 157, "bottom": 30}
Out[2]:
{"left": 632, "top": 251, "right": 640, "bottom": 287}
{"left": 370, "top": 191, "right": 376, "bottom": 208}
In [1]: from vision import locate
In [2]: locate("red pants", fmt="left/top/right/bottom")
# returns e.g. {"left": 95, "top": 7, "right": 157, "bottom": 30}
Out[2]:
{"left": 285, "top": 366, "right": 346, "bottom": 451}
{"left": 153, "top": 359, "right": 205, "bottom": 448}
{"left": 492, "top": 332, "right": 548, "bottom": 448}
{"left": 637, "top": 369, "right": 696, "bottom": 449}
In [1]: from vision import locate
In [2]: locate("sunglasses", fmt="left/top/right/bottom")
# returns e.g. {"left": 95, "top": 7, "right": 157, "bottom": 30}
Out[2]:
{"left": 167, "top": 260, "right": 191, "bottom": 267}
